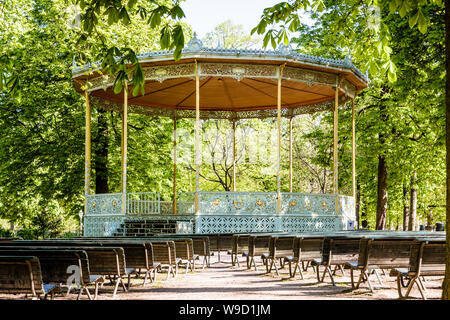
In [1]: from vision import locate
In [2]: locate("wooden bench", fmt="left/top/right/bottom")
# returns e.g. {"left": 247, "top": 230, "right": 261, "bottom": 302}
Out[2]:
{"left": 72, "top": 240, "right": 160, "bottom": 286}
{"left": 151, "top": 235, "right": 212, "bottom": 268}
{"left": 267, "top": 236, "right": 296, "bottom": 276}
{"left": 231, "top": 234, "right": 250, "bottom": 267}
{"left": 0, "top": 256, "right": 59, "bottom": 300}
{"left": 149, "top": 240, "right": 179, "bottom": 280}
{"left": 4, "top": 241, "right": 141, "bottom": 294}
{"left": 390, "top": 239, "right": 446, "bottom": 300}
{"left": 311, "top": 237, "right": 360, "bottom": 285}
{"left": 157, "top": 238, "right": 194, "bottom": 273}
{"left": 247, "top": 235, "right": 272, "bottom": 271}
{"left": 0, "top": 248, "right": 103, "bottom": 299}
{"left": 289, "top": 237, "right": 325, "bottom": 279}
{"left": 345, "top": 238, "right": 415, "bottom": 292}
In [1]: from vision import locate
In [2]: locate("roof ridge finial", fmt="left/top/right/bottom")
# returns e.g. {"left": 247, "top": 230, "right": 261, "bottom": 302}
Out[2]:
{"left": 186, "top": 32, "right": 203, "bottom": 51}
{"left": 344, "top": 53, "right": 352, "bottom": 65}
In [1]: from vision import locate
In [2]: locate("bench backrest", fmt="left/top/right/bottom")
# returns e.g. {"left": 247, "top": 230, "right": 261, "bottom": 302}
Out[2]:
{"left": 232, "top": 235, "right": 250, "bottom": 255}
{"left": 217, "top": 234, "right": 234, "bottom": 252}
{"left": 0, "top": 256, "right": 44, "bottom": 296}
{"left": 173, "top": 239, "right": 193, "bottom": 261}
{"left": 410, "top": 240, "right": 446, "bottom": 276}
{"left": 294, "top": 237, "right": 324, "bottom": 261}
{"left": 248, "top": 235, "right": 272, "bottom": 257}
{"left": 360, "top": 238, "right": 415, "bottom": 269}
{"left": 270, "top": 236, "right": 296, "bottom": 259}
{"left": 322, "top": 238, "right": 360, "bottom": 265}
{"left": 0, "top": 248, "right": 91, "bottom": 285}
{"left": 149, "top": 241, "right": 175, "bottom": 265}
{"left": 80, "top": 247, "right": 127, "bottom": 276}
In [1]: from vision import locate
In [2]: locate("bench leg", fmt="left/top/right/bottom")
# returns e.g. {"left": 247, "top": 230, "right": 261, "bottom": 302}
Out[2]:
{"left": 143, "top": 271, "right": 150, "bottom": 286}
{"left": 374, "top": 269, "right": 383, "bottom": 286}
{"left": 326, "top": 267, "right": 336, "bottom": 286}
{"left": 273, "top": 260, "right": 280, "bottom": 276}
{"left": 416, "top": 277, "right": 427, "bottom": 300}
{"left": 396, "top": 275, "right": 405, "bottom": 299}
{"left": 294, "top": 262, "right": 303, "bottom": 280}
{"left": 364, "top": 272, "right": 374, "bottom": 292}
{"left": 315, "top": 265, "right": 322, "bottom": 282}
{"left": 350, "top": 268, "right": 355, "bottom": 289}
{"left": 85, "top": 286, "right": 93, "bottom": 300}
{"left": 339, "top": 265, "right": 346, "bottom": 276}
{"left": 113, "top": 279, "right": 121, "bottom": 296}
{"left": 267, "top": 259, "right": 273, "bottom": 273}
{"left": 253, "top": 258, "right": 258, "bottom": 271}
{"left": 94, "top": 283, "right": 99, "bottom": 300}
{"left": 288, "top": 260, "right": 293, "bottom": 278}
{"left": 302, "top": 261, "right": 310, "bottom": 271}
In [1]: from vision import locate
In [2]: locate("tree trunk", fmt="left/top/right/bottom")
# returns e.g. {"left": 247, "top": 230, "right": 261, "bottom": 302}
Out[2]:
{"left": 94, "top": 108, "right": 109, "bottom": 194}
{"left": 361, "top": 201, "right": 368, "bottom": 229}
{"left": 409, "top": 170, "right": 417, "bottom": 231}
{"left": 442, "top": 0, "right": 450, "bottom": 301}
{"left": 356, "top": 182, "right": 361, "bottom": 229}
{"left": 376, "top": 155, "right": 388, "bottom": 230}
{"left": 403, "top": 184, "right": 410, "bottom": 231}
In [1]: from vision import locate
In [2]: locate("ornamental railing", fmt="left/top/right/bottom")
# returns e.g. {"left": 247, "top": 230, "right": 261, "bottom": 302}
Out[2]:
{"left": 85, "top": 191, "right": 355, "bottom": 220}
{"left": 127, "top": 192, "right": 160, "bottom": 215}
{"left": 176, "top": 191, "right": 354, "bottom": 217}
{"left": 85, "top": 193, "right": 123, "bottom": 216}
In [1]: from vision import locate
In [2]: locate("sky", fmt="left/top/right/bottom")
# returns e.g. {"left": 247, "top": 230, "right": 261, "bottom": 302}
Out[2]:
{"left": 181, "top": 0, "right": 282, "bottom": 39}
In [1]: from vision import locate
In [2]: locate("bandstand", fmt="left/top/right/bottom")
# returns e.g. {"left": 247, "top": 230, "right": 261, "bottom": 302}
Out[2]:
{"left": 72, "top": 35, "right": 368, "bottom": 236}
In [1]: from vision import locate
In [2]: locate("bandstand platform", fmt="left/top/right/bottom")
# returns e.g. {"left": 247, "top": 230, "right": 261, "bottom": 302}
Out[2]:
{"left": 72, "top": 35, "right": 368, "bottom": 237}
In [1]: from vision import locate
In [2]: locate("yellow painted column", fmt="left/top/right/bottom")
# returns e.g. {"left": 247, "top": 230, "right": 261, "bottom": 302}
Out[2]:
{"left": 121, "top": 82, "right": 128, "bottom": 215}
{"left": 276, "top": 65, "right": 285, "bottom": 214}
{"left": 232, "top": 119, "right": 236, "bottom": 192}
{"left": 84, "top": 90, "right": 91, "bottom": 215}
{"left": 173, "top": 117, "right": 177, "bottom": 214}
{"left": 333, "top": 84, "right": 339, "bottom": 215}
{"left": 352, "top": 99, "right": 356, "bottom": 198}
{"left": 194, "top": 62, "right": 200, "bottom": 214}
{"left": 289, "top": 116, "right": 293, "bottom": 193}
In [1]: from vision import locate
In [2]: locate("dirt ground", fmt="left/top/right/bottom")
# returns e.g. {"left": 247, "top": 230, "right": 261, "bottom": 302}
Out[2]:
{"left": 0, "top": 253, "right": 444, "bottom": 300}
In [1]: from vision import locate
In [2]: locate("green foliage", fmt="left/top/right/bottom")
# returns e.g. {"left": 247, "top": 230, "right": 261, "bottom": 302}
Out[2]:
{"left": 251, "top": 0, "right": 444, "bottom": 82}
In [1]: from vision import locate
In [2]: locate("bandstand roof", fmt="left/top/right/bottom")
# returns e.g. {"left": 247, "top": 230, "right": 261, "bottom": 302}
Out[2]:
{"left": 72, "top": 36, "right": 369, "bottom": 120}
